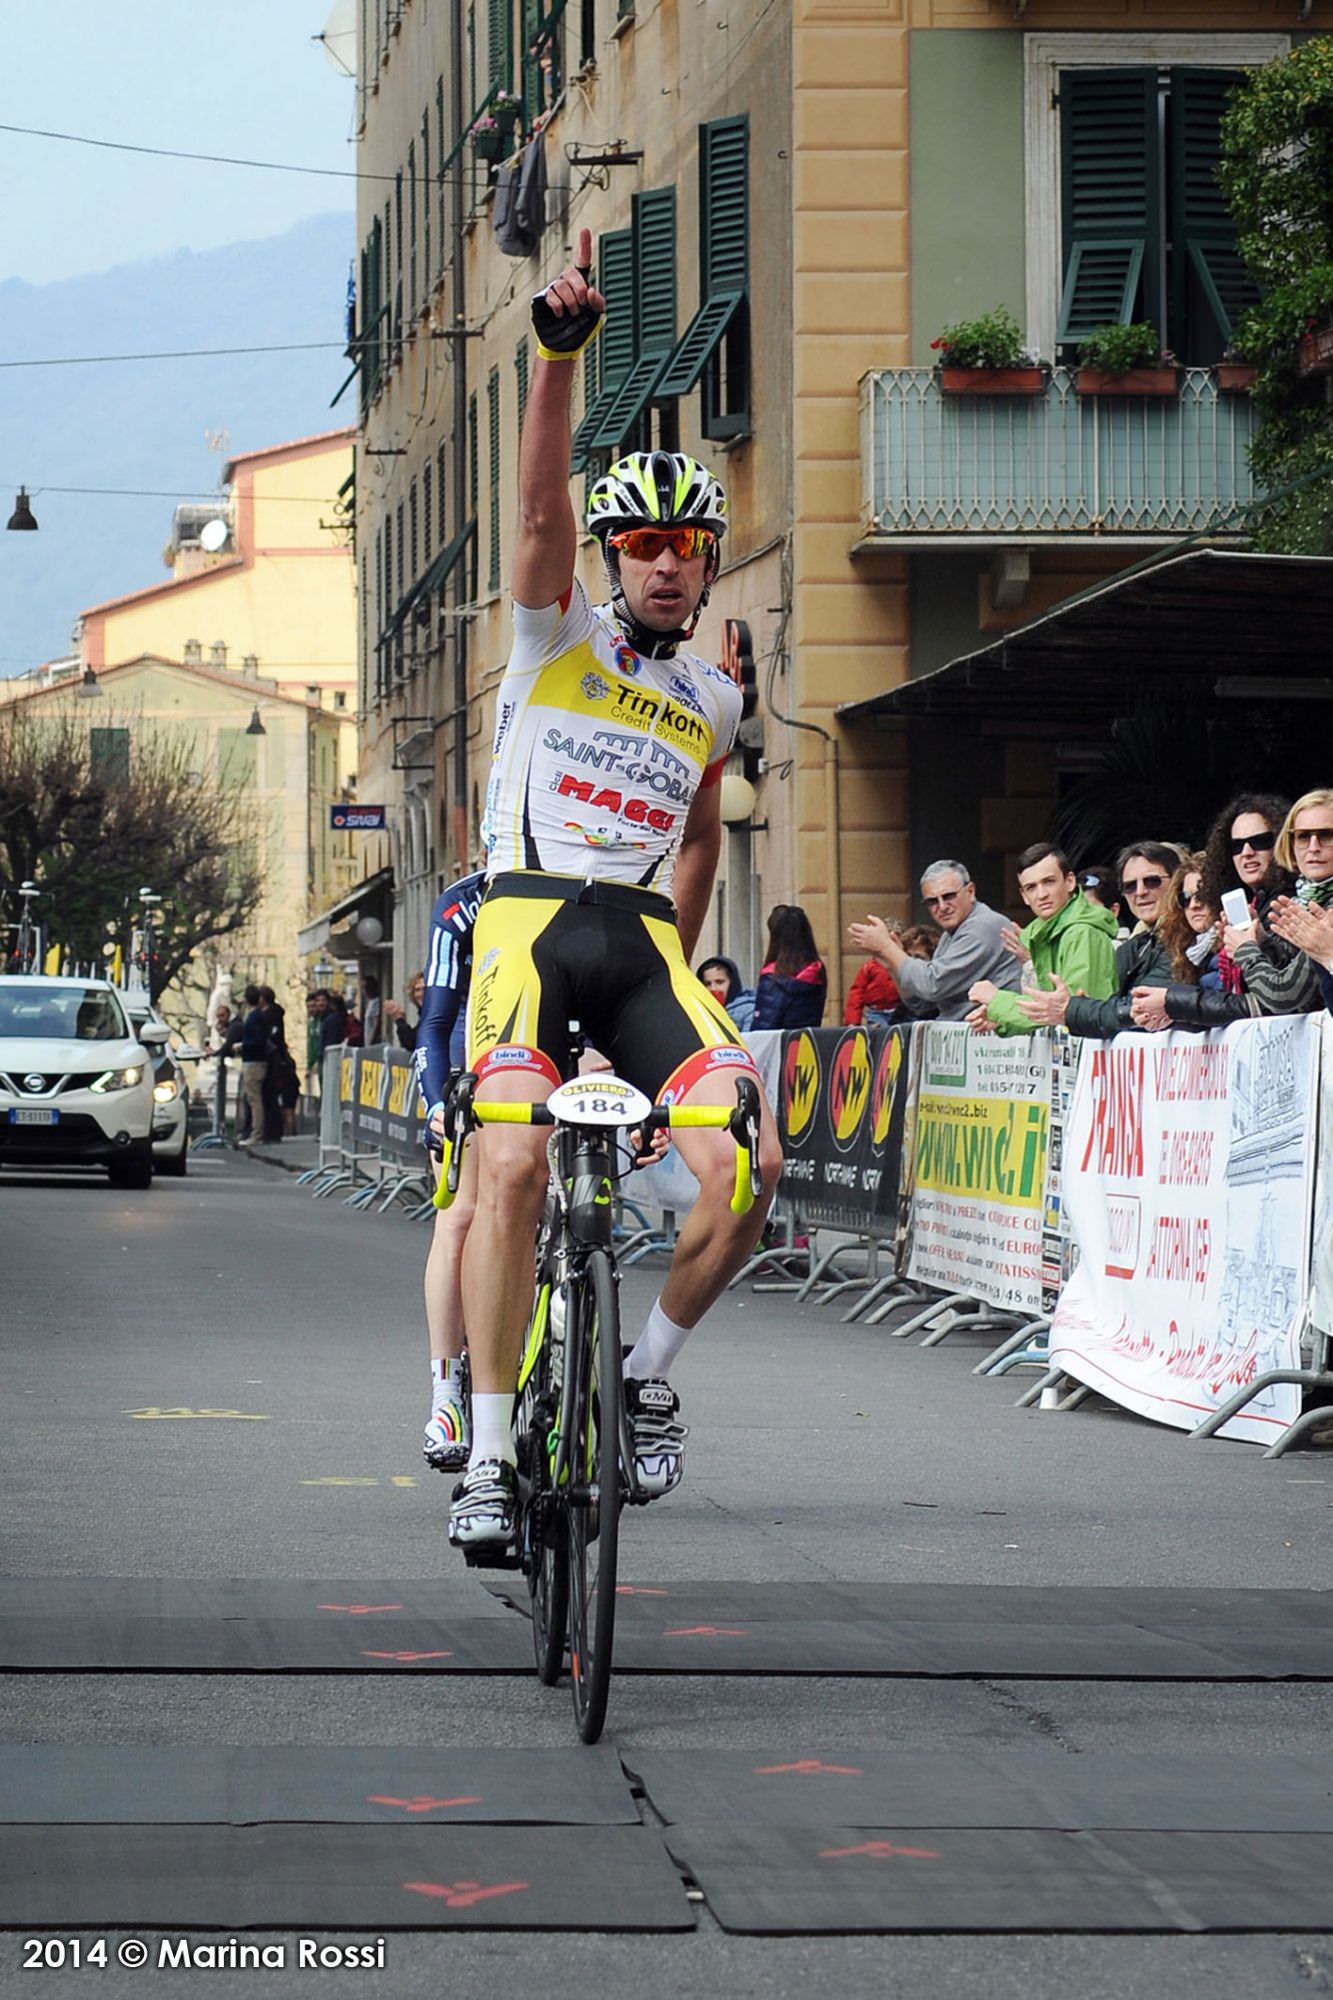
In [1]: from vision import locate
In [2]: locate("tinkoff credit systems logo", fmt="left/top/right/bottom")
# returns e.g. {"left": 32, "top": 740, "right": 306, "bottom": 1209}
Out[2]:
{"left": 782, "top": 1030, "right": 820, "bottom": 1147}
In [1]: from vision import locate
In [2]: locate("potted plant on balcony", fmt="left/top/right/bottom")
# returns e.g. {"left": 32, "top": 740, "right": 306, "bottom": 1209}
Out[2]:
{"left": 931, "top": 306, "right": 1047, "bottom": 394}
{"left": 1215, "top": 346, "right": 1258, "bottom": 394}
{"left": 491, "top": 88, "right": 523, "bottom": 137}
{"left": 1076, "top": 323, "right": 1179, "bottom": 396}
{"left": 469, "top": 114, "right": 508, "bottom": 163}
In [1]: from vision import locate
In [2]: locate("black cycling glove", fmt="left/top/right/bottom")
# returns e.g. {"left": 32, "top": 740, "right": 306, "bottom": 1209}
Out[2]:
{"left": 531, "top": 268, "right": 603, "bottom": 360}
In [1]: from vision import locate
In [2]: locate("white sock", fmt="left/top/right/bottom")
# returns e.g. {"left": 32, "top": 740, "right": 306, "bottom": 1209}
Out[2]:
{"left": 431, "top": 1356, "right": 465, "bottom": 1404}
{"left": 625, "top": 1299, "right": 693, "bottom": 1382}
{"left": 469, "top": 1392, "right": 515, "bottom": 1469}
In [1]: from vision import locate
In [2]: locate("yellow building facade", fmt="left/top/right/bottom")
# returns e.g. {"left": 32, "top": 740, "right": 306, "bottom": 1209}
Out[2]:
{"left": 352, "top": 0, "right": 1333, "bottom": 1009}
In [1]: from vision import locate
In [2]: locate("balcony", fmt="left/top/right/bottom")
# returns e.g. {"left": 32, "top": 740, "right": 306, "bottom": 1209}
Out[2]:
{"left": 858, "top": 369, "right": 1257, "bottom": 546}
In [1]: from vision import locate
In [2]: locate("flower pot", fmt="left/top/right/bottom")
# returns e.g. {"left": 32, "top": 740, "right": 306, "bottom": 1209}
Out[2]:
{"left": 471, "top": 129, "right": 504, "bottom": 163}
{"left": 938, "top": 366, "right": 1047, "bottom": 396}
{"left": 1076, "top": 367, "right": 1180, "bottom": 397}
{"left": 1215, "top": 362, "right": 1257, "bottom": 394}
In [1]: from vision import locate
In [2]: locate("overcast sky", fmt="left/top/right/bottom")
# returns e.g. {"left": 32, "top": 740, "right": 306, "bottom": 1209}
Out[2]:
{"left": 4, "top": 1, "right": 355, "bottom": 286}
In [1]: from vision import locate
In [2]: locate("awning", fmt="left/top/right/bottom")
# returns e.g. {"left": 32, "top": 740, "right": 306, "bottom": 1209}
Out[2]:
{"left": 836, "top": 548, "right": 1333, "bottom": 728}
{"left": 297, "top": 866, "right": 395, "bottom": 958}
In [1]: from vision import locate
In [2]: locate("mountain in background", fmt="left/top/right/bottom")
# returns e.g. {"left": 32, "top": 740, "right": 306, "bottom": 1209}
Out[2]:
{"left": 0, "top": 212, "right": 354, "bottom": 673}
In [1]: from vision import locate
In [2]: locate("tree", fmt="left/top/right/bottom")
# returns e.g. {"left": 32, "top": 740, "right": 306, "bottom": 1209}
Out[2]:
{"left": 1219, "top": 38, "right": 1333, "bottom": 553}
{"left": 0, "top": 701, "right": 264, "bottom": 1000}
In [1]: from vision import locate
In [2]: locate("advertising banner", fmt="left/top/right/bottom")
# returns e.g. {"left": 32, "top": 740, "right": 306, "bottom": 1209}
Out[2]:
{"left": 382, "top": 1047, "right": 426, "bottom": 1162}
{"left": 1310, "top": 1017, "right": 1333, "bottom": 1341}
{"left": 1049, "top": 1017, "right": 1320, "bottom": 1443}
{"left": 905, "top": 1024, "right": 1052, "bottom": 1312}
{"left": 777, "top": 1025, "right": 911, "bottom": 1231}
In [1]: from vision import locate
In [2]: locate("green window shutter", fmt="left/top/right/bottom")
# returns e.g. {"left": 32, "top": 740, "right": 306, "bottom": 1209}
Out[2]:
{"left": 570, "top": 228, "right": 633, "bottom": 469}
{"left": 658, "top": 117, "right": 749, "bottom": 399}
{"left": 1057, "top": 69, "right": 1161, "bottom": 344}
{"left": 515, "top": 335, "right": 529, "bottom": 434}
{"left": 89, "top": 727, "right": 130, "bottom": 790}
{"left": 422, "top": 460, "right": 433, "bottom": 562}
{"left": 487, "top": 0, "right": 511, "bottom": 90}
{"left": 589, "top": 189, "right": 676, "bottom": 449}
{"left": 487, "top": 366, "right": 501, "bottom": 592}
{"left": 1170, "top": 67, "right": 1257, "bottom": 356}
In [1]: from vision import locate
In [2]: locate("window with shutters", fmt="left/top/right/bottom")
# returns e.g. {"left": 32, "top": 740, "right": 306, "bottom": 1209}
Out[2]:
{"left": 422, "top": 461, "right": 433, "bottom": 564}
{"left": 1057, "top": 66, "right": 1255, "bottom": 365}
{"left": 585, "top": 189, "right": 676, "bottom": 454}
{"left": 1024, "top": 36, "right": 1288, "bottom": 363}
{"left": 393, "top": 173, "right": 405, "bottom": 358}
{"left": 659, "top": 117, "right": 750, "bottom": 439}
{"left": 409, "top": 480, "right": 419, "bottom": 584}
{"left": 515, "top": 335, "right": 529, "bottom": 435}
{"left": 571, "top": 228, "right": 633, "bottom": 474}
{"left": 487, "top": 367, "right": 502, "bottom": 592}
{"left": 420, "top": 111, "right": 431, "bottom": 299}
{"left": 488, "top": 0, "right": 511, "bottom": 91}
{"left": 521, "top": 1, "right": 562, "bottom": 124}
{"left": 408, "top": 141, "right": 418, "bottom": 321}
{"left": 89, "top": 727, "right": 130, "bottom": 791}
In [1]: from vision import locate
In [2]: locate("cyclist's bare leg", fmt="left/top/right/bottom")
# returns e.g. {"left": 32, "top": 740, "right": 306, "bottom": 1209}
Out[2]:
{"left": 425, "top": 1140, "right": 476, "bottom": 1365}
{"left": 458, "top": 1079, "right": 550, "bottom": 1396}
{"left": 654, "top": 1075, "right": 782, "bottom": 1331}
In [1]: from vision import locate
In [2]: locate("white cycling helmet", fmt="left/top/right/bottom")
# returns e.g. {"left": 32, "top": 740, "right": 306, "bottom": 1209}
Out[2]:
{"left": 586, "top": 451, "right": 728, "bottom": 545}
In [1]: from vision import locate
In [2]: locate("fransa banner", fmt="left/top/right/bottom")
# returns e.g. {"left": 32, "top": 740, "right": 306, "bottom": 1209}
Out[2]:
{"left": 905, "top": 1024, "right": 1053, "bottom": 1313}
{"left": 1049, "top": 1016, "right": 1320, "bottom": 1444}
{"left": 777, "top": 1025, "right": 911, "bottom": 1229}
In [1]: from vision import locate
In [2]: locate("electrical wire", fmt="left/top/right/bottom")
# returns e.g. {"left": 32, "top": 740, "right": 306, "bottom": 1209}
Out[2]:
{"left": 0, "top": 342, "right": 350, "bottom": 370}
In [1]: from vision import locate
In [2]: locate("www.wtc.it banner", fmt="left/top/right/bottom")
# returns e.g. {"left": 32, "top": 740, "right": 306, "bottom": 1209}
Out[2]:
{"left": 1049, "top": 1016, "right": 1319, "bottom": 1444}
{"left": 778, "top": 1025, "right": 910, "bottom": 1227}
{"left": 905, "top": 1025, "right": 1053, "bottom": 1313}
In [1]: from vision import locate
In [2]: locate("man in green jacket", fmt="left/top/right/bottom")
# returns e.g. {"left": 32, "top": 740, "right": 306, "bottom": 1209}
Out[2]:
{"left": 967, "top": 842, "right": 1118, "bottom": 1035}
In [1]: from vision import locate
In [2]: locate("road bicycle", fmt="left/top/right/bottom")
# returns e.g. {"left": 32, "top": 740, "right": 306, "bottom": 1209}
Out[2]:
{"left": 436, "top": 1038, "right": 762, "bottom": 1742}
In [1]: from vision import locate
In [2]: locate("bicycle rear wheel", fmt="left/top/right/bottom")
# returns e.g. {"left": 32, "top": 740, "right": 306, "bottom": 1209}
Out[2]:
{"left": 565, "top": 1247, "right": 622, "bottom": 1744}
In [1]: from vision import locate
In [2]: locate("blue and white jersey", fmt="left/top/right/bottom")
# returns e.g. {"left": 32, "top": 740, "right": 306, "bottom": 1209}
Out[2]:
{"left": 413, "top": 869, "right": 486, "bottom": 1116}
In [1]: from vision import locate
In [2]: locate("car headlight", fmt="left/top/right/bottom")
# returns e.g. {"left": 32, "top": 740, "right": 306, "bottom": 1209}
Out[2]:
{"left": 153, "top": 1079, "right": 180, "bottom": 1104}
{"left": 90, "top": 1065, "right": 144, "bottom": 1094}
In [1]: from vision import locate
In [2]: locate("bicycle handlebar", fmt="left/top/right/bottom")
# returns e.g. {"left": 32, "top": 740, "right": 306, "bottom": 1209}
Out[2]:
{"left": 433, "top": 1073, "right": 763, "bottom": 1216}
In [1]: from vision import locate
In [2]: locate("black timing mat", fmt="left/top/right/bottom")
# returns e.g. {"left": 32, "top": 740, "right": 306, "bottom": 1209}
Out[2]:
{"left": 626, "top": 1750, "right": 1333, "bottom": 1833}
{"left": 5, "top": 1578, "right": 1329, "bottom": 1677}
{"left": 596, "top": 1581, "right": 1333, "bottom": 1679}
{"left": 0, "top": 1827, "right": 693, "bottom": 1931}
{"left": 2, "top": 1746, "right": 637, "bottom": 1826}
{"left": 662, "top": 1824, "right": 1333, "bottom": 1934}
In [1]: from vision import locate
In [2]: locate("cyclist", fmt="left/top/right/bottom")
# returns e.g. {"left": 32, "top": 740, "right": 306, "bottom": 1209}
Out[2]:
{"left": 448, "top": 228, "right": 783, "bottom": 1551}
{"left": 414, "top": 868, "right": 488, "bottom": 1474}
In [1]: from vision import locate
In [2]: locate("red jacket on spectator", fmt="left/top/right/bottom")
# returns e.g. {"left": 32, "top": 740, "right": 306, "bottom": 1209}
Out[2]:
{"left": 844, "top": 958, "right": 901, "bottom": 1025}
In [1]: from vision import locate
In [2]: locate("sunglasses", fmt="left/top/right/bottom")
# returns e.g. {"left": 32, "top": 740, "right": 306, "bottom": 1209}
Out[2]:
{"left": 923, "top": 890, "right": 962, "bottom": 909}
{"left": 1294, "top": 826, "right": 1333, "bottom": 846}
{"left": 608, "top": 526, "right": 715, "bottom": 563}
{"left": 1122, "top": 873, "right": 1165, "bottom": 894}
{"left": 1229, "top": 832, "right": 1275, "bottom": 856}
{"left": 1184, "top": 888, "right": 1209, "bottom": 906}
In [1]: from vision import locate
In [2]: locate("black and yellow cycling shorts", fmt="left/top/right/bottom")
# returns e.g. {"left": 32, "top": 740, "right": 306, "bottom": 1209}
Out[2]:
{"left": 466, "top": 871, "right": 757, "bottom": 1101}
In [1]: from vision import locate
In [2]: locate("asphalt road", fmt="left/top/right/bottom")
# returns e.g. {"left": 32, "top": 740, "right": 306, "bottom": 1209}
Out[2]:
{"left": 3, "top": 1149, "right": 1331, "bottom": 2000}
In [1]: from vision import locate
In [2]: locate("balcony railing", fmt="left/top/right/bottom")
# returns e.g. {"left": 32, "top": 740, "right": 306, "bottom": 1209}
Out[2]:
{"left": 859, "top": 368, "right": 1257, "bottom": 542}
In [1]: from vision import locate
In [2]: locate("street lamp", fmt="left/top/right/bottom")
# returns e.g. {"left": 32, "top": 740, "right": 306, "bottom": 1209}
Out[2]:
{"left": 6, "top": 488, "right": 37, "bottom": 531}
{"left": 245, "top": 705, "right": 266, "bottom": 736}
{"left": 76, "top": 666, "right": 103, "bottom": 699}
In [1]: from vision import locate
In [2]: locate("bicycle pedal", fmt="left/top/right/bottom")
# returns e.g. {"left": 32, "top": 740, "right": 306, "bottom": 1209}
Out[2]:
{"left": 459, "top": 1545, "right": 525, "bottom": 1571}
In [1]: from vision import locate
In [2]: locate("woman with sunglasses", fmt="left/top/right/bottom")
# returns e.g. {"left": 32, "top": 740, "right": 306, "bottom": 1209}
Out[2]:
{"left": 1131, "top": 855, "right": 1260, "bottom": 1033}
{"left": 1255, "top": 792, "right": 1333, "bottom": 1017}
{"left": 1188, "top": 790, "right": 1321, "bottom": 1019}
{"left": 1199, "top": 793, "right": 1292, "bottom": 925}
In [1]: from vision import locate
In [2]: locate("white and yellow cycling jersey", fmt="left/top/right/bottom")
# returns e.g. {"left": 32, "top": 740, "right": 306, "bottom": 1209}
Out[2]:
{"left": 482, "top": 580, "right": 742, "bottom": 898}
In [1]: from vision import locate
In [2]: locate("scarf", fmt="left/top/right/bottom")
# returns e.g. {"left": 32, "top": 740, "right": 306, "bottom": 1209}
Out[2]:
{"left": 1295, "top": 878, "right": 1333, "bottom": 907}
{"left": 1185, "top": 927, "right": 1216, "bottom": 967}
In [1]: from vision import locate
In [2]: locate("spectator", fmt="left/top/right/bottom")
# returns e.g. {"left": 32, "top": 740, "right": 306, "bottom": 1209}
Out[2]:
{"left": 751, "top": 906, "right": 827, "bottom": 1030}
{"left": 1020, "top": 841, "right": 1178, "bottom": 1038}
{"left": 319, "top": 990, "right": 351, "bottom": 1055}
{"left": 336, "top": 992, "right": 364, "bottom": 1048}
{"left": 844, "top": 953, "right": 900, "bottom": 1026}
{"left": 259, "top": 984, "right": 300, "bottom": 1138}
{"left": 1269, "top": 896, "right": 1333, "bottom": 1014}
{"left": 1133, "top": 855, "right": 1258, "bottom": 1034}
{"left": 1077, "top": 864, "right": 1130, "bottom": 941}
{"left": 361, "top": 974, "right": 384, "bottom": 1047}
{"left": 848, "top": 860, "right": 1018, "bottom": 1023}
{"left": 697, "top": 955, "right": 757, "bottom": 1032}
{"left": 968, "top": 841, "right": 1117, "bottom": 1034}
{"left": 1199, "top": 792, "right": 1293, "bottom": 928}
{"left": 384, "top": 971, "right": 426, "bottom": 1052}
{"left": 306, "top": 990, "right": 328, "bottom": 1075}
{"left": 226, "top": 983, "right": 271, "bottom": 1147}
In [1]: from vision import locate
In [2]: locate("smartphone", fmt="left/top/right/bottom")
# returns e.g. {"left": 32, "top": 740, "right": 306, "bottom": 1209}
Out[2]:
{"left": 1220, "top": 888, "right": 1250, "bottom": 929}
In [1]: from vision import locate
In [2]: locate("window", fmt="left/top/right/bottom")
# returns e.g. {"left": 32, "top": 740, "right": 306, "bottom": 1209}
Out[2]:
{"left": 568, "top": 229, "right": 634, "bottom": 472}
{"left": 488, "top": 0, "right": 511, "bottom": 91}
{"left": 407, "top": 140, "right": 418, "bottom": 320}
{"left": 515, "top": 334, "right": 529, "bottom": 436}
{"left": 89, "top": 726, "right": 130, "bottom": 790}
{"left": 658, "top": 117, "right": 750, "bottom": 439}
{"left": 358, "top": 217, "right": 385, "bottom": 411}
{"left": 585, "top": 189, "right": 676, "bottom": 453}
{"left": 393, "top": 172, "right": 405, "bottom": 355}
{"left": 1057, "top": 67, "right": 1255, "bottom": 364}
{"left": 437, "top": 440, "right": 449, "bottom": 551}
{"left": 422, "top": 461, "right": 433, "bottom": 563}
{"left": 522, "top": 0, "right": 562, "bottom": 125}
{"left": 421, "top": 111, "right": 431, "bottom": 296}
{"left": 1024, "top": 35, "right": 1288, "bottom": 363}
{"left": 487, "top": 366, "right": 502, "bottom": 592}
{"left": 436, "top": 77, "right": 447, "bottom": 275}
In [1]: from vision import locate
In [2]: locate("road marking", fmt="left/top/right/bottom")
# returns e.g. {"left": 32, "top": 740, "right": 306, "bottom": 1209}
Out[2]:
{"left": 300, "top": 1476, "right": 420, "bottom": 1487}
{"left": 123, "top": 1406, "right": 272, "bottom": 1421}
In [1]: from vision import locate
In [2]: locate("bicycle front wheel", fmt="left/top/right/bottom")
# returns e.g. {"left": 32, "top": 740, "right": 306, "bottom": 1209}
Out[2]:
{"left": 566, "top": 1247, "right": 623, "bottom": 1744}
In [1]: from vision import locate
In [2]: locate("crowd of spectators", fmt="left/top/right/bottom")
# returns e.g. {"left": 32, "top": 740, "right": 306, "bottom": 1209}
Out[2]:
{"left": 689, "top": 788, "right": 1333, "bottom": 1040}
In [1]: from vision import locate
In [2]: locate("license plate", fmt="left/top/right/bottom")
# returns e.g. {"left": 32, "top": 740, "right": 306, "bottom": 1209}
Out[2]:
{"left": 10, "top": 1107, "right": 58, "bottom": 1126}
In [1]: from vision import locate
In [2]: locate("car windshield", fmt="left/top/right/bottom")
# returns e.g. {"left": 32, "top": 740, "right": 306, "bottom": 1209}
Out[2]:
{"left": 0, "top": 985, "right": 129, "bottom": 1042}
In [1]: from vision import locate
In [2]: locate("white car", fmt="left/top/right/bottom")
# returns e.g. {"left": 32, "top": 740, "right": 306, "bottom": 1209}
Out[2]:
{"left": 0, "top": 975, "right": 163, "bottom": 1188}
{"left": 124, "top": 1001, "right": 195, "bottom": 1177}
